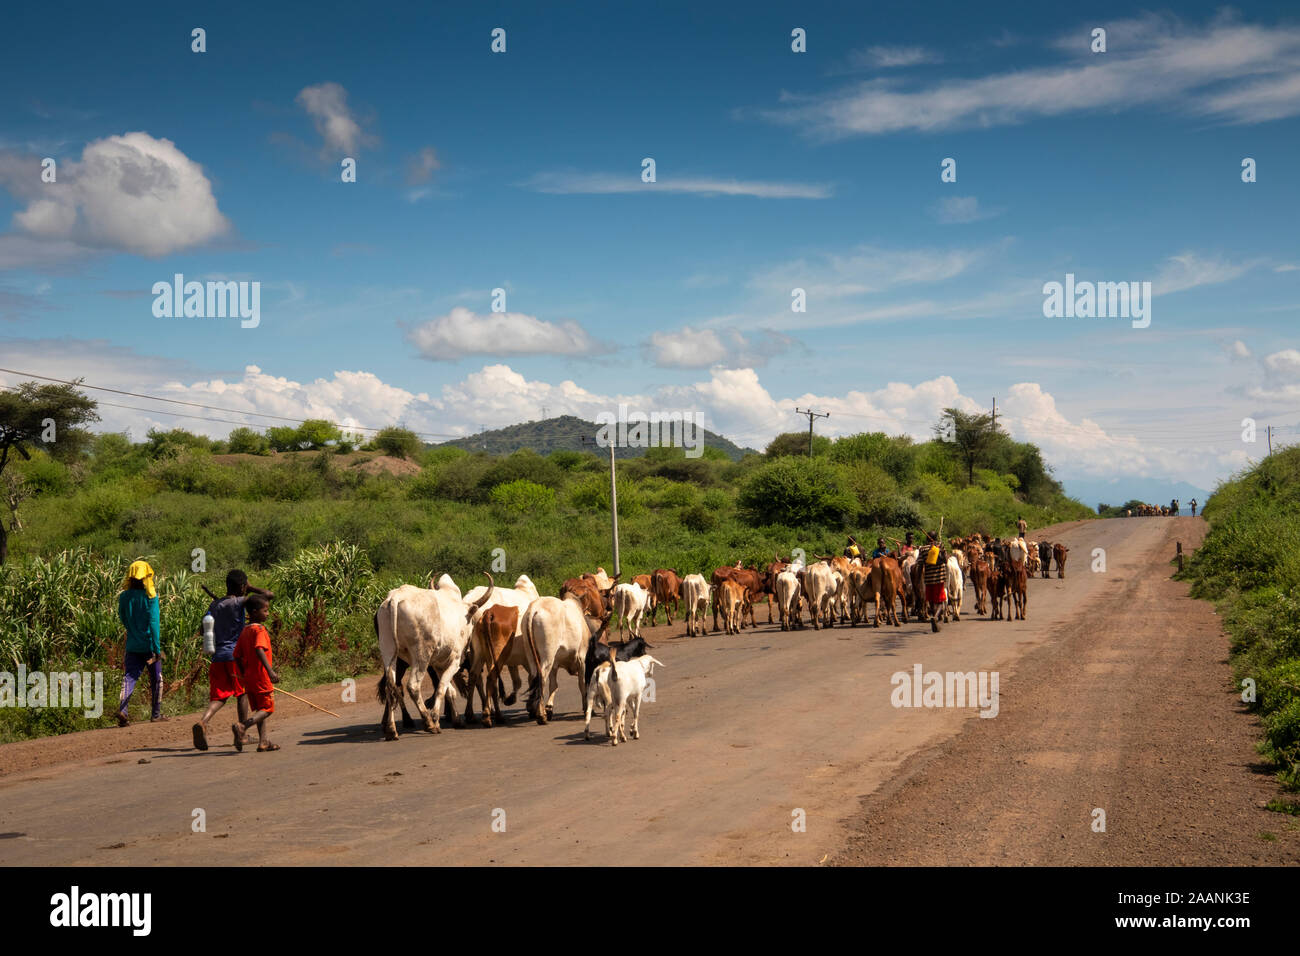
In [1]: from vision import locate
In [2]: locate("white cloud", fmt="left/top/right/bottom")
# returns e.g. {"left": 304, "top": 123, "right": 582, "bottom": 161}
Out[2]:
{"left": 1263, "top": 348, "right": 1300, "bottom": 380}
{"left": 645, "top": 327, "right": 795, "bottom": 368}
{"left": 2, "top": 133, "right": 229, "bottom": 258}
{"left": 928, "top": 195, "right": 1003, "bottom": 224}
{"left": 406, "top": 146, "right": 440, "bottom": 184}
{"left": 295, "top": 82, "right": 375, "bottom": 156}
{"left": 762, "top": 17, "right": 1300, "bottom": 136}
{"left": 2, "top": 341, "right": 1245, "bottom": 487}
{"left": 852, "top": 45, "right": 942, "bottom": 68}
{"left": 1227, "top": 339, "right": 1252, "bottom": 360}
{"left": 1152, "top": 252, "right": 1258, "bottom": 295}
{"left": 405, "top": 306, "right": 608, "bottom": 361}
{"left": 748, "top": 243, "right": 988, "bottom": 302}
{"left": 524, "top": 171, "right": 832, "bottom": 199}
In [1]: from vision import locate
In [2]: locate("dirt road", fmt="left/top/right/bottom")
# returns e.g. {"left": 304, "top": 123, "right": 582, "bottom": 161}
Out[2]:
{"left": 1, "top": 517, "right": 1293, "bottom": 866}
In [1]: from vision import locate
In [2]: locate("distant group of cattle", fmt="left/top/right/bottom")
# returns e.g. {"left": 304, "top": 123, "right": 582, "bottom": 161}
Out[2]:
{"left": 1128, "top": 501, "right": 1181, "bottom": 517}
{"left": 371, "top": 532, "right": 1072, "bottom": 747}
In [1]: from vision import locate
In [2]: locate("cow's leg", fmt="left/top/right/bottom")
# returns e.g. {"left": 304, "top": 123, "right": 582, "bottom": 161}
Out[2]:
{"left": 381, "top": 658, "right": 402, "bottom": 741}
{"left": 531, "top": 663, "right": 551, "bottom": 725}
{"left": 390, "top": 658, "right": 414, "bottom": 730}
{"left": 404, "top": 662, "right": 438, "bottom": 733}
{"left": 543, "top": 666, "right": 561, "bottom": 721}
{"left": 464, "top": 652, "right": 485, "bottom": 726}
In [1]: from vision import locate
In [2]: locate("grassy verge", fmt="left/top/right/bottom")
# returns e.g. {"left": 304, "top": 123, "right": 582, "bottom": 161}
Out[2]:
{"left": 1178, "top": 446, "right": 1300, "bottom": 793}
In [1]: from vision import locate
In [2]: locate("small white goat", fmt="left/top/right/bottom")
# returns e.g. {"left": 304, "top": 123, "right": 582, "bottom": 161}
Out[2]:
{"left": 584, "top": 655, "right": 664, "bottom": 745}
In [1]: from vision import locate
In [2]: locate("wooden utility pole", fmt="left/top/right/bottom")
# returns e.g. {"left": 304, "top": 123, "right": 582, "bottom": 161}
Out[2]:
{"left": 991, "top": 397, "right": 997, "bottom": 431}
{"left": 1267, "top": 425, "right": 1273, "bottom": 454}
{"left": 794, "top": 407, "right": 829, "bottom": 456}
{"left": 583, "top": 435, "right": 620, "bottom": 577}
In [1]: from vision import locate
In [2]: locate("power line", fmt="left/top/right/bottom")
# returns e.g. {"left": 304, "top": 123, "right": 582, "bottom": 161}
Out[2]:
{"left": 0, "top": 367, "right": 459, "bottom": 439}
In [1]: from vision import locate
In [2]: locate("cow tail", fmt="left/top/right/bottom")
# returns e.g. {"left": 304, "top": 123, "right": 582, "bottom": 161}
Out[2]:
{"left": 382, "top": 597, "right": 401, "bottom": 708}
{"left": 523, "top": 615, "right": 545, "bottom": 713}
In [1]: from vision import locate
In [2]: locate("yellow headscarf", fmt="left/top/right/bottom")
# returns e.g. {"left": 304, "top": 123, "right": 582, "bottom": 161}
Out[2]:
{"left": 123, "top": 560, "right": 157, "bottom": 599}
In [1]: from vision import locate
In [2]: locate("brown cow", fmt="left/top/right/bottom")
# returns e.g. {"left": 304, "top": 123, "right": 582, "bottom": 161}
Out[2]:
{"left": 868, "top": 557, "right": 906, "bottom": 627}
{"left": 987, "top": 553, "right": 1005, "bottom": 621}
{"left": 469, "top": 603, "right": 520, "bottom": 727}
{"left": 648, "top": 569, "right": 683, "bottom": 626}
{"left": 560, "top": 576, "right": 615, "bottom": 620}
{"left": 969, "top": 553, "right": 990, "bottom": 616}
{"left": 710, "top": 565, "right": 767, "bottom": 632}
{"left": 1053, "top": 543, "right": 1069, "bottom": 579}
{"left": 1008, "top": 556, "right": 1028, "bottom": 620}
{"left": 717, "top": 579, "right": 746, "bottom": 635}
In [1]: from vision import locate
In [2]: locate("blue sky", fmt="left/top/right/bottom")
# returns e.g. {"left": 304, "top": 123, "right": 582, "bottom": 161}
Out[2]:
{"left": 2, "top": 0, "right": 1298, "bottom": 501}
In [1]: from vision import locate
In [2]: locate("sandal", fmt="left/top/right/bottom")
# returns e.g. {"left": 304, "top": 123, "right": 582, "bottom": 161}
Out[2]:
{"left": 256, "top": 743, "right": 281, "bottom": 752}
{"left": 117, "top": 713, "right": 129, "bottom": 728}
{"left": 192, "top": 722, "right": 209, "bottom": 751}
{"left": 232, "top": 723, "right": 246, "bottom": 752}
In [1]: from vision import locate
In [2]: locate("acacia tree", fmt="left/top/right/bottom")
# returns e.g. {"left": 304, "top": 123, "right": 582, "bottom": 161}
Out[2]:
{"left": 0, "top": 380, "right": 99, "bottom": 563}
{"left": 935, "top": 408, "right": 1003, "bottom": 486}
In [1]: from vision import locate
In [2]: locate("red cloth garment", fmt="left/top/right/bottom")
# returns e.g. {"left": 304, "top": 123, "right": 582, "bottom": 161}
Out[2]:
{"left": 245, "top": 688, "right": 275, "bottom": 714}
{"left": 234, "top": 623, "right": 274, "bottom": 694}
{"left": 208, "top": 661, "right": 244, "bottom": 701}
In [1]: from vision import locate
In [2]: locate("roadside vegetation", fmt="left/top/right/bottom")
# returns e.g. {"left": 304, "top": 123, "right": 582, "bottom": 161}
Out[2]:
{"left": 0, "top": 386, "right": 1091, "bottom": 740}
{"left": 1180, "top": 445, "right": 1300, "bottom": 793}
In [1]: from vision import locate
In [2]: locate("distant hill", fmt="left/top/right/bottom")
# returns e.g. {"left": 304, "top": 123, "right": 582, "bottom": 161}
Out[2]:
{"left": 436, "top": 415, "right": 758, "bottom": 461}
{"left": 1060, "top": 476, "right": 1214, "bottom": 513}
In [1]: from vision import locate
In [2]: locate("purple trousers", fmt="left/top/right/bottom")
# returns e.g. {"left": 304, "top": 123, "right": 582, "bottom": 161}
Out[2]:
{"left": 120, "top": 651, "right": 162, "bottom": 719}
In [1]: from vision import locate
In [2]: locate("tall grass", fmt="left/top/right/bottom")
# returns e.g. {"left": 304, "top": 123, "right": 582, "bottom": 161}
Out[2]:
{"left": 1181, "top": 446, "right": 1300, "bottom": 788}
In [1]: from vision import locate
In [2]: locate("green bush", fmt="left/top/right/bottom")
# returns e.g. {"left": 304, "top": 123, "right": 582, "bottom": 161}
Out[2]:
{"left": 247, "top": 515, "right": 297, "bottom": 569}
{"left": 227, "top": 427, "right": 270, "bottom": 455}
{"left": 737, "top": 458, "right": 855, "bottom": 529}
{"left": 681, "top": 503, "right": 718, "bottom": 533}
{"left": 373, "top": 427, "right": 422, "bottom": 460}
{"left": 76, "top": 485, "right": 134, "bottom": 532}
{"left": 489, "top": 479, "right": 557, "bottom": 516}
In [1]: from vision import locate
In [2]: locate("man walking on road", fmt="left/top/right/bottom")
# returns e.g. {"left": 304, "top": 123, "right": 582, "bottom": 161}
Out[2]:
{"left": 1017, "top": 515, "right": 1028, "bottom": 538}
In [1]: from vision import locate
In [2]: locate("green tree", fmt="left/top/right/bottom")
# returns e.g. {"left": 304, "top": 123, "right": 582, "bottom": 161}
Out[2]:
{"left": 0, "top": 380, "right": 99, "bottom": 563}
{"left": 935, "top": 408, "right": 1003, "bottom": 486}
{"left": 227, "top": 427, "right": 270, "bottom": 455}
{"left": 765, "top": 431, "right": 830, "bottom": 458}
{"left": 266, "top": 426, "right": 301, "bottom": 452}
{"left": 295, "top": 419, "right": 342, "bottom": 450}
{"left": 373, "top": 426, "right": 421, "bottom": 460}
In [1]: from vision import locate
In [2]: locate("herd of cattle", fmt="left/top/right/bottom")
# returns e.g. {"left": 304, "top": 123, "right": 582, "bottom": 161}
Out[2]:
{"left": 373, "top": 533, "right": 1070, "bottom": 746}
{"left": 1129, "top": 501, "right": 1181, "bottom": 517}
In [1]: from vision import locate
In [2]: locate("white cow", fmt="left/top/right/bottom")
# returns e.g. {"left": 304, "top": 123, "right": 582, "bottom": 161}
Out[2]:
{"left": 944, "top": 555, "right": 964, "bottom": 623}
{"left": 681, "top": 574, "right": 710, "bottom": 637}
{"left": 377, "top": 576, "right": 490, "bottom": 740}
{"left": 798, "top": 561, "right": 837, "bottom": 630}
{"left": 584, "top": 655, "right": 665, "bottom": 745}
{"left": 519, "top": 595, "right": 607, "bottom": 724}
{"left": 611, "top": 582, "right": 650, "bottom": 638}
{"left": 775, "top": 570, "right": 801, "bottom": 630}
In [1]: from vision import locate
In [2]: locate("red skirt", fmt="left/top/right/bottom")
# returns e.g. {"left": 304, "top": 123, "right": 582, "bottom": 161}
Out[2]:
{"left": 925, "top": 583, "right": 947, "bottom": 604}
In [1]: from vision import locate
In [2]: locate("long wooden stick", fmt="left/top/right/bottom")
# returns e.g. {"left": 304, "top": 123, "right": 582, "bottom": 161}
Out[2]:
{"left": 272, "top": 686, "right": 342, "bottom": 718}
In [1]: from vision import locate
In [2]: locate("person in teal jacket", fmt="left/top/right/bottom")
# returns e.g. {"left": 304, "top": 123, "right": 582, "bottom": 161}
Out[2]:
{"left": 117, "top": 559, "right": 165, "bottom": 726}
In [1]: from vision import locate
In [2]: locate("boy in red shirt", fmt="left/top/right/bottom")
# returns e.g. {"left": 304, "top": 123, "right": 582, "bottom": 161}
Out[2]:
{"left": 232, "top": 594, "right": 281, "bottom": 752}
